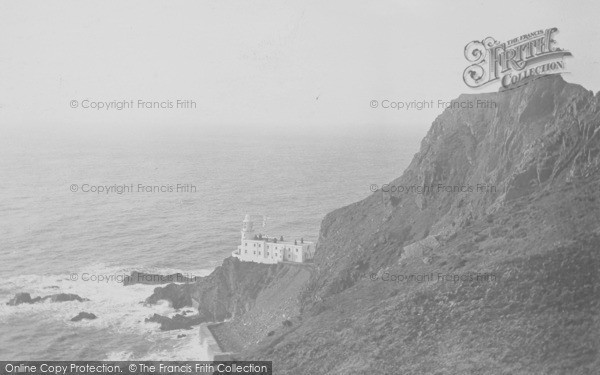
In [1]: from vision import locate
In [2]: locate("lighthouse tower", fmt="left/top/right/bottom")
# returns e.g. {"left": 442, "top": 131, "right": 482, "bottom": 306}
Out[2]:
{"left": 241, "top": 214, "right": 255, "bottom": 241}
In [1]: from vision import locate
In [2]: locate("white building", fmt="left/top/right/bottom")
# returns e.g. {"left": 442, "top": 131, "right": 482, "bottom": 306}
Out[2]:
{"left": 231, "top": 215, "right": 315, "bottom": 264}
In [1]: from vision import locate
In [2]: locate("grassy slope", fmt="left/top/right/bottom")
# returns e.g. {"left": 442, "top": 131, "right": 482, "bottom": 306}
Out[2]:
{"left": 242, "top": 179, "right": 600, "bottom": 374}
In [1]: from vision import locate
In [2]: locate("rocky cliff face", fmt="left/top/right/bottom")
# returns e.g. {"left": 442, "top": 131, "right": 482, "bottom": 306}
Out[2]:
{"left": 147, "top": 257, "right": 280, "bottom": 319}
{"left": 237, "top": 75, "right": 600, "bottom": 374}
{"left": 146, "top": 257, "right": 311, "bottom": 340}
{"left": 300, "top": 75, "right": 600, "bottom": 305}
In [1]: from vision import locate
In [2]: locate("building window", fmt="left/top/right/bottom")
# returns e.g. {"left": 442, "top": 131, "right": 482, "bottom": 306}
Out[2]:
{"left": 245, "top": 250, "right": 247, "bottom": 254}
{"left": 245, "top": 243, "right": 247, "bottom": 246}
{"left": 267, "top": 252, "right": 269, "bottom": 256}
{"left": 253, "top": 251, "right": 256, "bottom": 254}
{"left": 296, "top": 249, "right": 298, "bottom": 253}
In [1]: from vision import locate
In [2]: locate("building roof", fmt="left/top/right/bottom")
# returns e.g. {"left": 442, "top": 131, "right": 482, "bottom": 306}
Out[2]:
{"left": 245, "top": 236, "right": 313, "bottom": 246}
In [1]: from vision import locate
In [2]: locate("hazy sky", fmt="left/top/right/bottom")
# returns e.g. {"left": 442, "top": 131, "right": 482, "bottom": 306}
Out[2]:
{"left": 1, "top": 0, "right": 599, "bottom": 136}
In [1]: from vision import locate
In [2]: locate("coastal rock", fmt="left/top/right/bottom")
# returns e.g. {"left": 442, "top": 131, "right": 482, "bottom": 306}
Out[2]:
{"left": 146, "top": 283, "right": 194, "bottom": 309}
{"left": 6, "top": 292, "right": 88, "bottom": 306}
{"left": 44, "top": 293, "right": 89, "bottom": 303}
{"left": 71, "top": 312, "right": 97, "bottom": 321}
{"left": 123, "top": 271, "right": 198, "bottom": 286}
{"left": 6, "top": 293, "right": 42, "bottom": 306}
{"left": 145, "top": 313, "right": 203, "bottom": 331}
{"left": 146, "top": 257, "right": 283, "bottom": 320}
{"left": 145, "top": 256, "right": 310, "bottom": 349}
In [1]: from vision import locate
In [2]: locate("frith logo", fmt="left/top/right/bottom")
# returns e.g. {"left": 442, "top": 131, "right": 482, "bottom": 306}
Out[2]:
{"left": 463, "top": 27, "right": 572, "bottom": 89}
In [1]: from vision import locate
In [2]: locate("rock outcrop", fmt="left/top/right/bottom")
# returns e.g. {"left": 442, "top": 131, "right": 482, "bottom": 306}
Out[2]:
{"left": 6, "top": 292, "right": 89, "bottom": 306}
{"left": 146, "top": 257, "right": 294, "bottom": 320}
{"left": 145, "top": 283, "right": 194, "bottom": 309}
{"left": 144, "top": 313, "right": 203, "bottom": 331}
{"left": 44, "top": 293, "right": 89, "bottom": 303}
{"left": 400, "top": 235, "right": 441, "bottom": 261}
{"left": 145, "top": 257, "right": 311, "bottom": 344}
{"left": 71, "top": 312, "right": 97, "bottom": 321}
{"left": 5, "top": 292, "right": 41, "bottom": 305}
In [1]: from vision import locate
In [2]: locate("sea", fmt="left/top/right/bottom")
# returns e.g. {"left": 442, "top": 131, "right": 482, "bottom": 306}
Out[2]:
{"left": 0, "top": 125, "right": 423, "bottom": 360}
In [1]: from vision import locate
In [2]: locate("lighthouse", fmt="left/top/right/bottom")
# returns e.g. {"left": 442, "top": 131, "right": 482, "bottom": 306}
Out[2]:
{"left": 241, "top": 214, "right": 254, "bottom": 241}
{"left": 232, "top": 215, "right": 315, "bottom": 264}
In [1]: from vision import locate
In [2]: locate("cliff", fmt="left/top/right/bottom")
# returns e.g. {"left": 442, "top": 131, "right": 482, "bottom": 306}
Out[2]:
{"left": 146, "top": 257, "right": 311, "bottom": 345}
{"left": 150, "top": 75, "right": 600, "bottom": 373}
{"left": 298, "top": 74, "right": 600, "bottom": 306}
{"left": 236, "top": 75, "right": 600, "bottom": 374}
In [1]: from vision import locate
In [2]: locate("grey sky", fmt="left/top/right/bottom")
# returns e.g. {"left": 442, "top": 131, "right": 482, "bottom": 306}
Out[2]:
{"left": 1, "top": 0, "right": 598, "bottom": 136}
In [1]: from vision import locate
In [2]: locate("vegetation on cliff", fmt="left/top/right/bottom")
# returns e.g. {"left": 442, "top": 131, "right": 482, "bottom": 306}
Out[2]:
{"left": 238, "top": 75, "right": 600, "bottom": 374}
